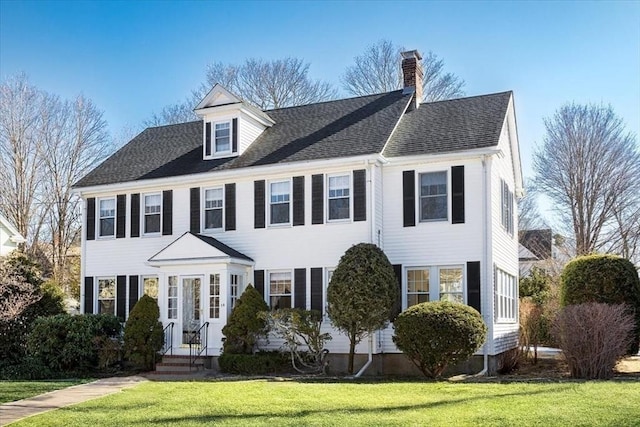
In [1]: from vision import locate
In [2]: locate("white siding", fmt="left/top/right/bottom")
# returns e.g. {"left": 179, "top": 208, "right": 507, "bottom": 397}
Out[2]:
{"left": 238, "top": 111, "right": 266, "bottom": 154}
{"left": 489, "top": 113, "right": 520, "bottom": 354}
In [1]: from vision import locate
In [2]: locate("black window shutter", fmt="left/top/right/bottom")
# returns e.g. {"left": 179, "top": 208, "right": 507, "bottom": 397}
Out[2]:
{"left": 310, "top": 268, "right": 323, "bottom": 312}
{"left": 86, "top": 198, "right": 96, "bottom": 241}
{"left": 353, "top": 169, "right": 366, "bottom": 222}
{"left": 130, "top": 193, "right": 140, "bottom": 238}
{"left": 225, "top": 183, "right": 236, "bottom": 231}
{"left": 116, "top": 275, "right": 126, "bottom": 321}
{"left": 403, "top": 170, "right": 415, "bottom": 227}
{"left": 467, "top": 261, "right": 481, "bottom": 314}
{"left": 190, "top": 187, "right": 200, "bottom": 233}
{"left": 294, "top": 268, "right": 306, "bottom": 309}
{"left": 292, "top": 176, "right": 305, "bottom": 226}
{"left": 84, "top": 277, "right": 94, "bottom": 314}
{"left": 232, "top": 118, "right": 238, "bottom": 153}
{"left": 391, "top": 264, "right": 403, "bottom": 319}
{"left": 205, "top": 122, "right": 211, "bottom": 156}
{"left": 452, "top": 166, "right": 465, "bottom": 224}
{"left": 116, "top": 194, "right": 126, "bottom": 238}
{"left": 311, "top": 174, "right": 324, "bottom": 224}
{"left": 162, "top": 190, "right": 173, "bottom": 235}
{"left": 128, "top": 275, "right": 139, "bottom": 314}
{"left": 254, "top": 270, "right": 265, "bottom": 298}
{"left": 254, "top": 180, "right": 265, "bottom": 229}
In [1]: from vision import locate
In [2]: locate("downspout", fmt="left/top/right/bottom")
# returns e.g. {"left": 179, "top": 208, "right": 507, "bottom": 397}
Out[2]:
{"left": 352, "top": 334, "right": 374, "bottom": 378}
{"left": 475, "top": 155, "right": 491, "bottom": 376}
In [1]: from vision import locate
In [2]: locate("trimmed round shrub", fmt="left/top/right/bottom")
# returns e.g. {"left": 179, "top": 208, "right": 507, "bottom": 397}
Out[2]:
{"left": 222, "top": 285, "right": 269, "bottom": 354}
{"left": 561, "top": 254, "right": 640, "bottom": 353}
{"left": 393, "top": 301, "right": 487, "bottom": 378}
{"left": 124, "top": 294, "right": 163, "bottom": 371}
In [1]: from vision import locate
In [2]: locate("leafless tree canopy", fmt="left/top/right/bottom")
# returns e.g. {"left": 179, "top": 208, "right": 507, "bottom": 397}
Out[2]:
{"left": 518, "top": 180, "right": 547, "bottom": 232}
{"left": 342, "top": 40, "right": 465, "bottom": 102}
{"left": 0, "top": 74, "right": 111, "bottom": 291}
{"left": 0, "top": 270, "right": 41, "bottom": 322}
{"left": 145, "top": 57, "right": 337, "bottom": 126}
{"left": 533, "top": 103, "right": 640, "bottom": 259}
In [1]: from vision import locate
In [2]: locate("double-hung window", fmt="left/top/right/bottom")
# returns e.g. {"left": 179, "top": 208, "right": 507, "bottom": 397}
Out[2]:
{"left": 143, "top": 193, "right": 161, "bottom": 234}
{"left": 407, "top": 269, "right": 430, "bottom": 306}
{"left": 420, "top": 171, "right": 447, "bottom": 221}
{"left": 328, "top": 175, "right": 350, "bottom": 220}
{"left": 204, "top": 188, "right": 223, "bottom": 230}
{"left": 270, "top": 181, "right": 290, "bottom": 225}
{"left": 98, "top": 198, "right": 115, "bottom": 237}
{"left": 501, "top": 179, "right": 514, "bottom": 235}
{"left": 209, "top": 274, "right": 220, "bottom": 319}
{"left": 215, "top": 122, "right": 231, "bottom": 153}
{"left": 405, "top": 266, "right": 464, "bottom": 308}
{"left": 142, "top": 276, "right": 158, "bottom": 301}
{"left": 269, "top": 271, "right": 292, "bottom": 309}
{"left": 98, "top": 277, "right": 115, "bottom": 314}
{"left": 495, "top": 268, "right": 517, "bottom": 322}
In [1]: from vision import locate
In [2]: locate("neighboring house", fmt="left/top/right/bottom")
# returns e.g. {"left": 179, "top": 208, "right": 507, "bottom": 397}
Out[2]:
{"left": 519, "top": 229, "right": 553, "bottom": 277}
{"left": 0, "top": 214, "right": 26, "bottom": 256}
{"left": 73, "top": 50, "right": 522, "bottom": 374}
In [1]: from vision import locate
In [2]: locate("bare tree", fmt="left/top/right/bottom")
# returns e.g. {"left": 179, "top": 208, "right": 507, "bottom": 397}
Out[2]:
{"left": 146, "top": 57, "right": 337, "bottom": 126}
{"left": 0, "top": 273, "right": 40, "bottom": 322}
{"left": 518, "top": 180, "right": 547, "bottom": 232}
{"left": 342, "top": 40, "right": 465, "bottom": 102}
{"left": 38, "top": 94, "right": 110, "bottom": 290}
{"left": 0, "top": 74, "right": 111, "bottom": 293}
{"left": 0, "top": 73, "right": 45, "bottom": 242}
{"left": 533, "top": 103, "right": 640, "bottom": 257}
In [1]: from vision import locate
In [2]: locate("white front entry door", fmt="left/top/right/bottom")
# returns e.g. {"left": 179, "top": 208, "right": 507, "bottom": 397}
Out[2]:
{"left": 181, "top": 276, "right": 202, "bottom": 345}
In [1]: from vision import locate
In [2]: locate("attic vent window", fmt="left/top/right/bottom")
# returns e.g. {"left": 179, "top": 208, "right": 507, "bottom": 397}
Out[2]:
{"left": 205, "top": 120, "right": 233, "bottom": 158}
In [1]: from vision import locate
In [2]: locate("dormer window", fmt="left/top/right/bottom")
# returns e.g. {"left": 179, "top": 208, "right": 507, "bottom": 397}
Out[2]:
{"left": 205, "top": 120, "right": 235, "bottom": 158}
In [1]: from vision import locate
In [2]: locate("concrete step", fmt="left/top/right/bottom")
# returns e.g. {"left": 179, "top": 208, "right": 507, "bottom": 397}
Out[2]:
{"left": 155, "top": 363, "right": 201, "bottom": 373}
{"left": 160, "top": 356, "right": 204, "bottom": 365}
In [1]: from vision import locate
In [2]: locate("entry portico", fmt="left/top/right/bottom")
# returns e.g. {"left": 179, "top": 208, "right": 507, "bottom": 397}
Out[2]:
{"left": 148, "top": 232, "right": 253, "bottom": 355}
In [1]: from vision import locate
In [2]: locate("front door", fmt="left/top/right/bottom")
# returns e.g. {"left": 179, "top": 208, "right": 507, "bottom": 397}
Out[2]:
{"left": 181, "top": 276, "right": 202, "bottom": 345}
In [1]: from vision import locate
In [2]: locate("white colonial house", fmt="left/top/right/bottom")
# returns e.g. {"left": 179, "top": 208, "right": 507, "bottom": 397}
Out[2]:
{"left": 73, "top": 50, "right": 522, "bottom": 374}
{"left": 0, "top": 214, "right": 26, "bottom": 257}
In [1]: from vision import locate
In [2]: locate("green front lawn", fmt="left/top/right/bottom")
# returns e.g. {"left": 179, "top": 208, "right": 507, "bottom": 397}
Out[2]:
{"left": 11, "top": 379, "right": 640, "bottom": 426}
{"left": 0, "top": 380, "right": 89, "bottom": 404}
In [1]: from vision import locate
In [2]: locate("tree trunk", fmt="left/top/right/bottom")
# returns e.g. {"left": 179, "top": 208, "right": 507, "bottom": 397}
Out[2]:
{"left": 348, "top": 332, "right": 356, "bottom": 374}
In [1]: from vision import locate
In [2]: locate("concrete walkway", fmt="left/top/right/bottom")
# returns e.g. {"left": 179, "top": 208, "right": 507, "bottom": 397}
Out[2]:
{"left": 0, "top": 376, "right": 146, "bottom": 426}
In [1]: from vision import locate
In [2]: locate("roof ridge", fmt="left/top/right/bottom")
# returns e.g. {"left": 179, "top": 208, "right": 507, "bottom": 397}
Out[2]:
{"left": 264, "top": 89, "right": 405, "bottom": 113}
{"left": 419, "top": 90, "right": 513, "bottom": 106}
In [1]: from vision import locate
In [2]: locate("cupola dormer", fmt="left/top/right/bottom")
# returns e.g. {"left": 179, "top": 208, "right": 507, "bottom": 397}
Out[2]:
{"left": 194, "top": 84, "right": 275, "bottom": 160}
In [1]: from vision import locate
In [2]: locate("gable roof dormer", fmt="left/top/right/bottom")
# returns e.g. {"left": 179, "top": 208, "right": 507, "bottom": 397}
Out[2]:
{"left": 194, "top": 84, "right": 275, "bottom": 160}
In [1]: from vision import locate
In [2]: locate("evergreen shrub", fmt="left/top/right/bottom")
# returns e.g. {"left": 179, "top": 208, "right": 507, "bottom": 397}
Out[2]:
{"left": 393, "top": 301, "right": 487, "bottom": 378}
{"left": 222, "top": 285, "right": 269, "bottom": 354}
{"left": 124, "top": 295, "right": 163, "bottom": 371}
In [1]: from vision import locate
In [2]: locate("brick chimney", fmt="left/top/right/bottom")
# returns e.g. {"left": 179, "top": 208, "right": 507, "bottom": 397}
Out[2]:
{"left": 401, "top": 50, "right": 423, "bottom": 109}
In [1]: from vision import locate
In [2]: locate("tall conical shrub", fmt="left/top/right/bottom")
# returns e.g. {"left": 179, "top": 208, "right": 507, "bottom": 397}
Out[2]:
{"left": 124, "top": 295, "right": 163, "bottom": 370}
{"left": 222, "top": 285, "right": 269, "bottom": 354}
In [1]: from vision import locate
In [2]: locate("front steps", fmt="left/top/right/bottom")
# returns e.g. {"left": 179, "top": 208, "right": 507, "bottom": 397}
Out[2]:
{"left": 145, "top": 355, "right": 213, "bottom": 380}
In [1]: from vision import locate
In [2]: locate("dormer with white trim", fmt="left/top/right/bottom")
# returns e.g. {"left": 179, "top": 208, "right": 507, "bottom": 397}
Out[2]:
{"left": 194, "top": 84, "right": 275, "bottom": 160}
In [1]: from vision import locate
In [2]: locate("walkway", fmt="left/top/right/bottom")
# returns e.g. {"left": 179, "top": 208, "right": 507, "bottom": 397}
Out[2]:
{"left": 0, "top": 376, "right": 146, "bottom": 426}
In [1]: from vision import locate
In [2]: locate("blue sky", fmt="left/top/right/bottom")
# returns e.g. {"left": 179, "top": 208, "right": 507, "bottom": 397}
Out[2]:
{"left": 1, "top": 0, "right": 639, "bottom": 182}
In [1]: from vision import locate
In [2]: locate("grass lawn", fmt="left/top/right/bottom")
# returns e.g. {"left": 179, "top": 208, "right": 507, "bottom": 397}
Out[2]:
{"left": 10, "top": 379, "right": 640, "bottom": 426}
{"left": 0, "top": 380, "right": 89, "bottom": 404}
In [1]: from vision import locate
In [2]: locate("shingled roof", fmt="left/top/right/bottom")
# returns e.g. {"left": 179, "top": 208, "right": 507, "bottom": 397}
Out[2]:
{"left": 74, "top": 90, "right": 512, "bottom": 188}
{"left": 383, "top": 91, "right": 512, "bottom": 157}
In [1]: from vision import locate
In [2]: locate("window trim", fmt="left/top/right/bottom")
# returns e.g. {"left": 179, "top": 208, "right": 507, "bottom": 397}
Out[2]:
{"left": 403, "top": 265, "right": 465, "bottom": 310}
{"left": 142, "top": 192, "right": 162, "bottom": 236}
{"left": 97, "top": 197, "right": 116, "bottom": 239}
{"left": 202, "top": 186, "right": 225, "bottom": 232}
{"left": 267, "top": 270, "right": 293, "bottom": 310}
{"left": 204, "top": 120, "right": 233, "bottom": 159}
{"left": 326, "top": 173, "right": 352, "bottom": 222}
{"left": 97, "top": 276, "right": 116, "bottom": 315}
{"left": 167, "top": 275, "right": 178, "bottom": 320}
{"left": 494, "top": 267, "right": 518, "bottom": 323}
{"left": 268, "top": 179, "right": 292, "bottom": 227}
{"left": 418, "top": 170, "right": 449, "bottom": 223}
{"left": 140, "top": 275, "right": 159, "bottom": 301}
{"left": 229, "top": 273, "right": 244, "bottom": 314}
{"left": 209, "top": 273, "right": 221, "bottom": 320}
{"left": 406, "top": 268, "right": 430, "bottom": 307}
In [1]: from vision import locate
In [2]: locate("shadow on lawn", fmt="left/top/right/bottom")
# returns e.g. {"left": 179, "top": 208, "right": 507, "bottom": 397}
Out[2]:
{"left": 88, "top": 387, "right": 571, "bottom": 425}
